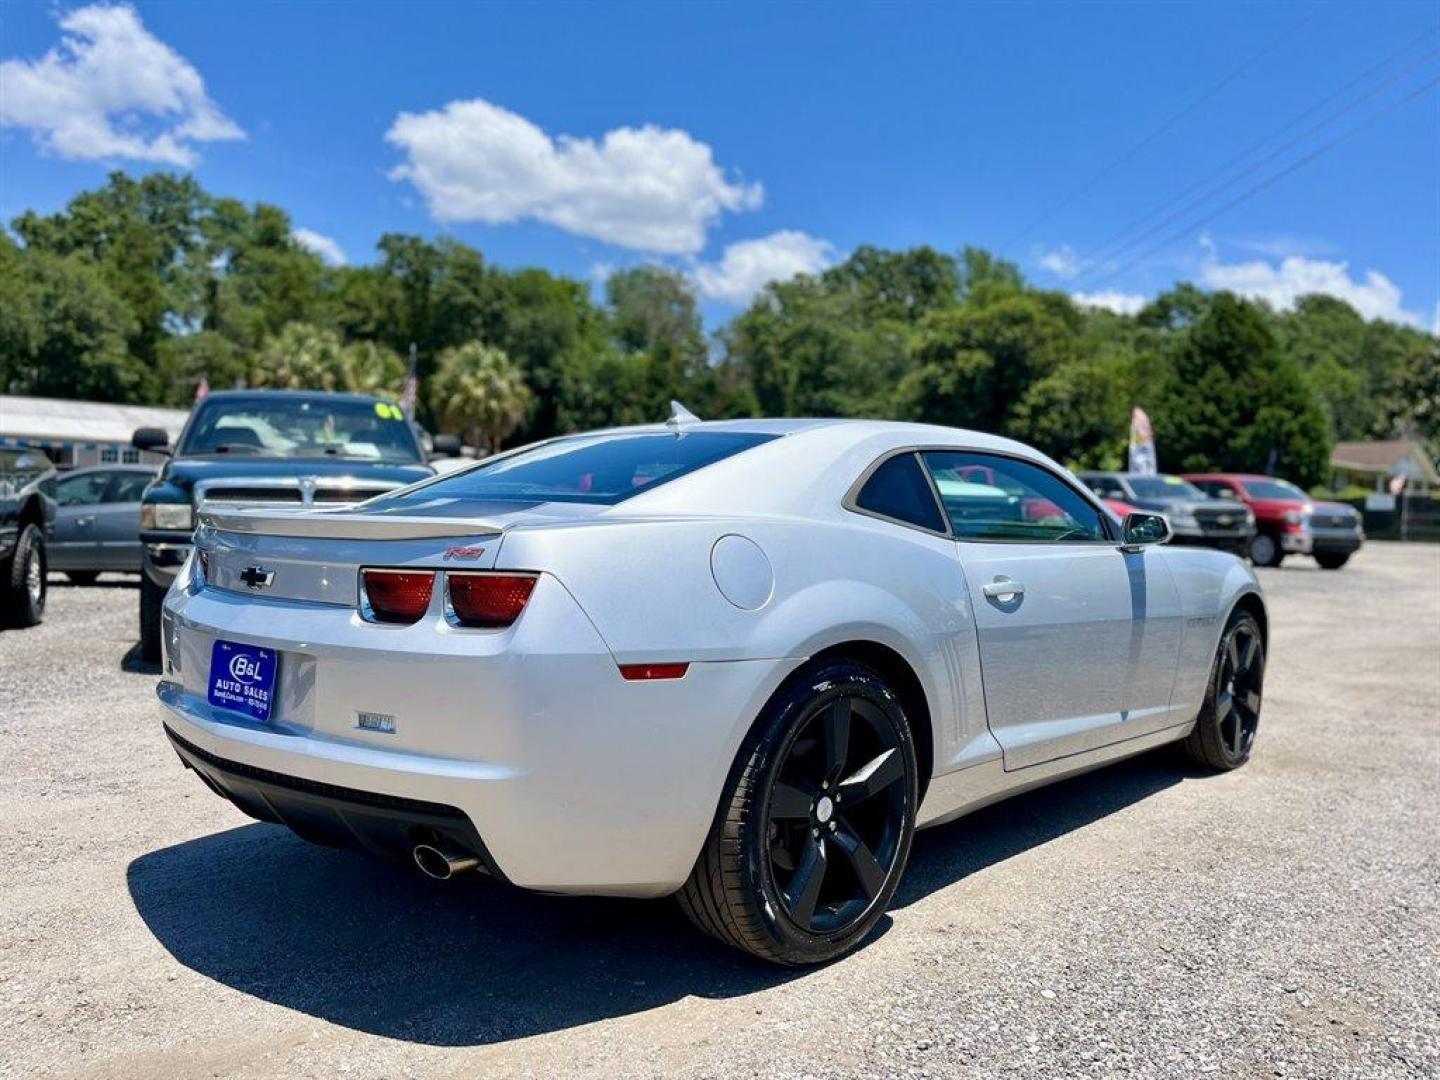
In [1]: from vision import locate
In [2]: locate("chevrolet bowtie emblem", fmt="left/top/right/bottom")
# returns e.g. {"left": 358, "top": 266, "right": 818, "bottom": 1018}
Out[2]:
{"left": 240, "top": 565, "right": 275, "bottom": 589}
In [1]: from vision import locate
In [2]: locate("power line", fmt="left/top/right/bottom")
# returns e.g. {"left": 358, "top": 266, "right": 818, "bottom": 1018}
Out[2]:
{"left": 1093, "top": 73, "right": 1440, "bottom": 285}
{"left": 1070, "top": 25, "right": 1440, "bottom": 284}
{"left": 1071, "top": 33, "right": 1440, "bottom": 286}
{"left": 1003, "top": 12, "right": 1317, "bottom": 249}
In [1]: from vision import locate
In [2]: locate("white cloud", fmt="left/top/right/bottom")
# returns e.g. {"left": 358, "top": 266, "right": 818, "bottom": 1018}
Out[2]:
{"left": 1039, "top": 244, "right": 1081, "bottom": 279}
{"left": 292, "top": 228, "right": 346, "bottom": 266}
{"left": 691, "top": 230, "right": 834, "bottom": 304}
{"left": 1071, "top": 290, "right": 1147, "bottom": 316}
{"left": 1199, "top": 252, "right": 1422, "bottom": 326}
{"left": 0, "top": 4, "right": 243, "bottom": 167}
{"left": 386, "top": 98, "right": 762, "bottom": 255}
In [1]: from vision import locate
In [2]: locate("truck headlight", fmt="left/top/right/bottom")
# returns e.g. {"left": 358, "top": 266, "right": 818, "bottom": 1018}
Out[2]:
{"left": 142, "top": 503, "right": 194, "bottom": 531}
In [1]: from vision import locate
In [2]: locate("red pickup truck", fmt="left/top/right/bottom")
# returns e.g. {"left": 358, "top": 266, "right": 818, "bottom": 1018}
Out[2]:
{"left": 1183, "top": 473, "right": 1365, "bottom": 569}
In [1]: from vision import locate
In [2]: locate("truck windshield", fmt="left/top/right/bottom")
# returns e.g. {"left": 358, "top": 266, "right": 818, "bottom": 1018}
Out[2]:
{"left": 179, "top": 396, "right": 423, "bottom": 463}
{"left": 1128, "top": 476, "right": 1206, "bottom": 500}
{"left": 390, "top": 430, "right": 777, "bottom": 505}
{"left": 1241, "top": 479, "right": 1307, "bottom": 500}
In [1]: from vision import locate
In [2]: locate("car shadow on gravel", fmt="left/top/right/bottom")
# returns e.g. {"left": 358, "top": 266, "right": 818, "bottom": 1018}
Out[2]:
{"left": 894, "top": 748, "right": 1195, "bottom": 907}
{"left": 127, "top": 748, "right": 1193, "bottom": 1047}
{"left": 127, "top": 823, "right": 811, "bottom": 1046}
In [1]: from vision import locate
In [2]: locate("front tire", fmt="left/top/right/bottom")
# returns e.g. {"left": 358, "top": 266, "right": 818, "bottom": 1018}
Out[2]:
{"left": 139, "top": 573, "right": 165, "bottom": 661}
{"left": 1247, "top": 532, "right": 1283, "bottom": 567}
{"left": 678, "top": 660, "right": 918, "bottom": 965}
{"left": 1315, "top": 552, "right": 1350, "bottom": 570}
{"left": 1, "top": 524, "right": 47, "bottom": 627}
{"left": 1183, "top": 610, "right": 1265, "bottom": 771}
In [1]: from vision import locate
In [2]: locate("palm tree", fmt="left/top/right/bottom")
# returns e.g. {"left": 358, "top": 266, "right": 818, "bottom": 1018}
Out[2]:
{"left": 251, "top": 322, "right": 404, "bottom": 396}
{"left": 429, "top": 341, "right": 532, "bottom": 454}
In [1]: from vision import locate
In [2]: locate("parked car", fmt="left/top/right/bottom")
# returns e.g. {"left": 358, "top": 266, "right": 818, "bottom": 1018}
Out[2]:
{"left": 0, "top": 447, "right": 57, "bottom": 627}
{"left": 1078, "top": 471, "right": 1256, "bottom": 555}
{"left": 1185, "top": 473, "right": 1364, "bottom": 569}
{"left": 132, "top": 390, "right": 437, "bottom": 661}
{"left": 49, "top": 464, "right": 156, "bottom": 583}
{"left": 156, "top": 417, "right": 1268, "bottom": 965}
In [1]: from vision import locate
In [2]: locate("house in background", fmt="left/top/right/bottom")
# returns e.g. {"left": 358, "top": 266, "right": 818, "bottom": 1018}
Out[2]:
{"left": 1330, "top": 439, "right": 1438, "bottom": 494}
{"left": 0, "top": 395, "right": 187, "bottom": 469}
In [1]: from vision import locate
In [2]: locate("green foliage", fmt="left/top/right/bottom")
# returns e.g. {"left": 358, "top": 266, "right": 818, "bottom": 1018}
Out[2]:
{"left": 1153, "top": 294, "right": 1332, "bottom": 486}
{"left": 3, "top": 170, "right": 1435, "bottom": 483}
{"left": 250, "top": 323, "right": 405, "bottom": 397}
{"left": 429, "top": 341, "right": 532, "bottom": 453}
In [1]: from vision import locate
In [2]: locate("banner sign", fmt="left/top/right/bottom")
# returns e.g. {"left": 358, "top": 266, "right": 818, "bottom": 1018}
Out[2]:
{"left": 1128, "top": 406, "right": 1157, "bottom": 474}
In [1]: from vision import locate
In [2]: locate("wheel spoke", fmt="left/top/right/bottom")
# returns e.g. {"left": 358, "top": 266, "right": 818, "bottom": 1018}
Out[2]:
{"left": 836, "top": 747, "right": 904, "bottom": 805}
{"left": 769, "top": 780, "right": 814, "bottom": 821}
{"left": 1242, "top": 689, "right": 1261, "bottom": 715}
{"left": 1228, "top": 713, "right": 1245, "bottom": 755}
{"left": 1226, "top": 635, "right": 1241, "bottom": 676}
{"left": 784, "top": 836, "right": 827, "bottom": 927}
{"left": 822, "top": 698, "right": 852, "bottom": 780}
{"left": 831, "top": 823, "right": 886, "bottom": 900}
{"left": 1238, "top": 633, "right": 1259, "bottom": 675}
{"left": 1216, "top": 688, "right": 1233, "bottom": 719}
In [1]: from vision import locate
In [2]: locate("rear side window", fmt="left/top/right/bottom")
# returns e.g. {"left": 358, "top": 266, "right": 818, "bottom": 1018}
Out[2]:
{"left": 109, "top": 473, "right": 152, "bottom": 502}
{"left": 923, "top": 451, "right": 1107, "bottom": 542}
{"left": 389, "top": 431, "right": 777, "bottom": 506}
{"left": 853, "top": 453, "right": 945, "bottom": 533}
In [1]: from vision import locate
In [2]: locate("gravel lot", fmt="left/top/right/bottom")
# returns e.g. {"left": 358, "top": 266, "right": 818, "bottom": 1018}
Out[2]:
{"left": 2, "top": 544, "right": 1437, "bottom": 1079}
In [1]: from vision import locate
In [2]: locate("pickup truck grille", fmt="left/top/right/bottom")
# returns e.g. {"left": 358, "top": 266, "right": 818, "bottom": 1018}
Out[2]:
{"left": 1311, "top": 510, "right": 1356, "bottom": 530}
{"left": 195, "top": 478, "right": 402, "bottom": 508}
{"left": 1194, "top": 506, "right": 1248, "bottom": 532}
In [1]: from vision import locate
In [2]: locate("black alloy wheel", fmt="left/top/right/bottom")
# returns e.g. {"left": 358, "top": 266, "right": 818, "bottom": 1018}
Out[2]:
{"left": 679, "top": 660, "right": 918, "bottom": 965}
{"left": 1184, "top": 610, "right": 1265, "bottom": 770}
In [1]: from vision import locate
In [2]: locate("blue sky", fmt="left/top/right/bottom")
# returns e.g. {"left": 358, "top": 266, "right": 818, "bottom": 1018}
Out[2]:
{"left": 2, "top": 1, "right": 1437, "bottom": 328}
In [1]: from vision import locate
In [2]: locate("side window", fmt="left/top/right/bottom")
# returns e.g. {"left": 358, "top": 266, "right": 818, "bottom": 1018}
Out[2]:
{"left": 853, "top": 453, "right": 945, "bottom": 533}
{"left": 108, "top": 473, "right": 151, "bottom": 503}
{"left": 55, "top": 472, "right": 111, "bottom": 507}
{"left": 923, "top": 452, "right": 1107, "bottom": 543}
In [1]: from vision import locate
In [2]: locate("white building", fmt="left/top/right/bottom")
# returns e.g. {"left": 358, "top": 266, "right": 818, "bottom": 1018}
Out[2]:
{"left": 0, "top": 395, "right": 189, "bottom": 469}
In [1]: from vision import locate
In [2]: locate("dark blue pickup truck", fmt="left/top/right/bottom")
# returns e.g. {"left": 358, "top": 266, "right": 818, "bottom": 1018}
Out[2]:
{"left": 132, "top": 390, "right": 437, "bottom": 659}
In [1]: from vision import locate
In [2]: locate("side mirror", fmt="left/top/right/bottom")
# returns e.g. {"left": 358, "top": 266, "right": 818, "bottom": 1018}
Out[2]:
{"left": 132, "top": 427, "right": 171, "bottom": 454}
{"left": 430, "top": 433, "right": 462, "bottom": 458}
{"left": 1120, "top": 511, "right": 1170, "bottom": 552}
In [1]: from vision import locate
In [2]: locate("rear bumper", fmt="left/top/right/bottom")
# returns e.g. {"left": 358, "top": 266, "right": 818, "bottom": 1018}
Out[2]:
{"left": 157, "top": 577, "right": 800, "bottom": 896}
{"left": 165, "top": 724, "right": 507, "bottom": 879}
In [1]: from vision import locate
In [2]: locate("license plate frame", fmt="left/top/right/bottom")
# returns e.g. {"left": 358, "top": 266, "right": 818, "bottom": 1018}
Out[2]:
{"left": 207, "top": 639, "right": 278, "bottom": 723}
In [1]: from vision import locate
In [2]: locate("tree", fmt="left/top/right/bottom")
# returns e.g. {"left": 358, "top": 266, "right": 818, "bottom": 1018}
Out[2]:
{"left": 1153, "top": 293, "right": 1331, "bottom": 486}
{"left": 250, "top": 322, "right": 404, "bottom": 396}
{"left": 429, "top": 341, "right": 533, "bottom": 453}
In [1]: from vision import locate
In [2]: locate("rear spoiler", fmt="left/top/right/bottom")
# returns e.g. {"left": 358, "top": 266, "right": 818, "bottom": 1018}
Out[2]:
{"left": 200, "top": 507, "right": 507, "bottom": 541}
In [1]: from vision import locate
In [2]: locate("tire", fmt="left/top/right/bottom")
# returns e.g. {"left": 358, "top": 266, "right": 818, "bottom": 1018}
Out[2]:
{"left": 139, "top": 573, "right": 165, "bottom": 662}
{"left": 1247, "top": 532, "right": 1283, "bottom": 567}
{"left": 1315, "top": 552, "right": 1350, "bottom": 570}
{"left": 66, "top": 571, "right": 101, "bottom": 586}
{"left": 677, "top": 659, "right": 918, "bottom": 965}
{"left": 1183, "top": 610, "right": 1265, "bottom": 771}
{"left": 1, "top": 524, "right": 47, "bottom": 628}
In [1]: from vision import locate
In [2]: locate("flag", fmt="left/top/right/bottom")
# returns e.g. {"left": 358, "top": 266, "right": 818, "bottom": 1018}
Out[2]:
{"left": 1128, "top": 406, "right": 1157, "bottom": 474}
{"left": 195, "top": 376, "right": 209, "bottom": 401}
{"left": 1389, "top": 473, "right": 1407, "bottom": 496}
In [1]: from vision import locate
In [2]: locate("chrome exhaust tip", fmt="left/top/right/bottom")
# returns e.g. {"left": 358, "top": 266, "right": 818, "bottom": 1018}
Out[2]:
{"left": 413, "top": 843, "right": 480, "bottom": 880}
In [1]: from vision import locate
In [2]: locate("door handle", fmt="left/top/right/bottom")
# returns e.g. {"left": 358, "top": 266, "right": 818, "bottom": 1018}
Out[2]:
{"left": 982, "top": 576, "right": 1025, "bottom": 600}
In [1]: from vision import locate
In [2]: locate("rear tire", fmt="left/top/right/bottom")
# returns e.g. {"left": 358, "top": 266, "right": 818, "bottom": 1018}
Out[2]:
{"left": 1315, "top": 552, "right": 1350, "bottom": 570}
{"left": 1, "top": 524, "right": 47, "bottom": 628}
{"left": 1183, "top": 610, "right": 1264, "bottom": 771}
{"left": 139, "top": 573, "right": 165, "bottom": 662}
{"left": 66, "top": 571, "right": 100, "bottom": 586}
{"left": 1247, "top": 532, "right": 1283, "bottom": 567}
{"left": 678, "top": 660, "right": 918, "bottom": 965}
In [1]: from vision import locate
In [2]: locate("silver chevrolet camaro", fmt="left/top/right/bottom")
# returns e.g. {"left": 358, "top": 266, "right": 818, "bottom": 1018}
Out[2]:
{"left": 157, "top": 412, "right": 1267, "bottom": 965}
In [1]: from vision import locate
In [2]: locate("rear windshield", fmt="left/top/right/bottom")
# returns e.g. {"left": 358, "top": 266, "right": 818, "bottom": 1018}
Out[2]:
{"left": 405, "top": 431, "right": 777, "bottom": 505}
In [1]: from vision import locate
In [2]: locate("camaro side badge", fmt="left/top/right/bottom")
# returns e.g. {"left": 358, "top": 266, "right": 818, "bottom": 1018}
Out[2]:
{"left": 240, "top": 565, "right": 275, "bottom": 589}
{"left": 443, "top": 545, "right": 486, "bottom": 560}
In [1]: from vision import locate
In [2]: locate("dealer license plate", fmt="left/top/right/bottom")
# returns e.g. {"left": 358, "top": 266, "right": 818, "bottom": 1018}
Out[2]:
{"left": 207, "top": 639, "right": 278, "bottom": 722}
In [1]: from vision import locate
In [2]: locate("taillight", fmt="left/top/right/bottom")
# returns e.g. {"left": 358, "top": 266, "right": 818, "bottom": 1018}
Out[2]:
{"left": 361, "top": 569, "right": 435, "bottom": 624}
{"left": 446, "top": 573, "right": 537, "bottom": 628}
